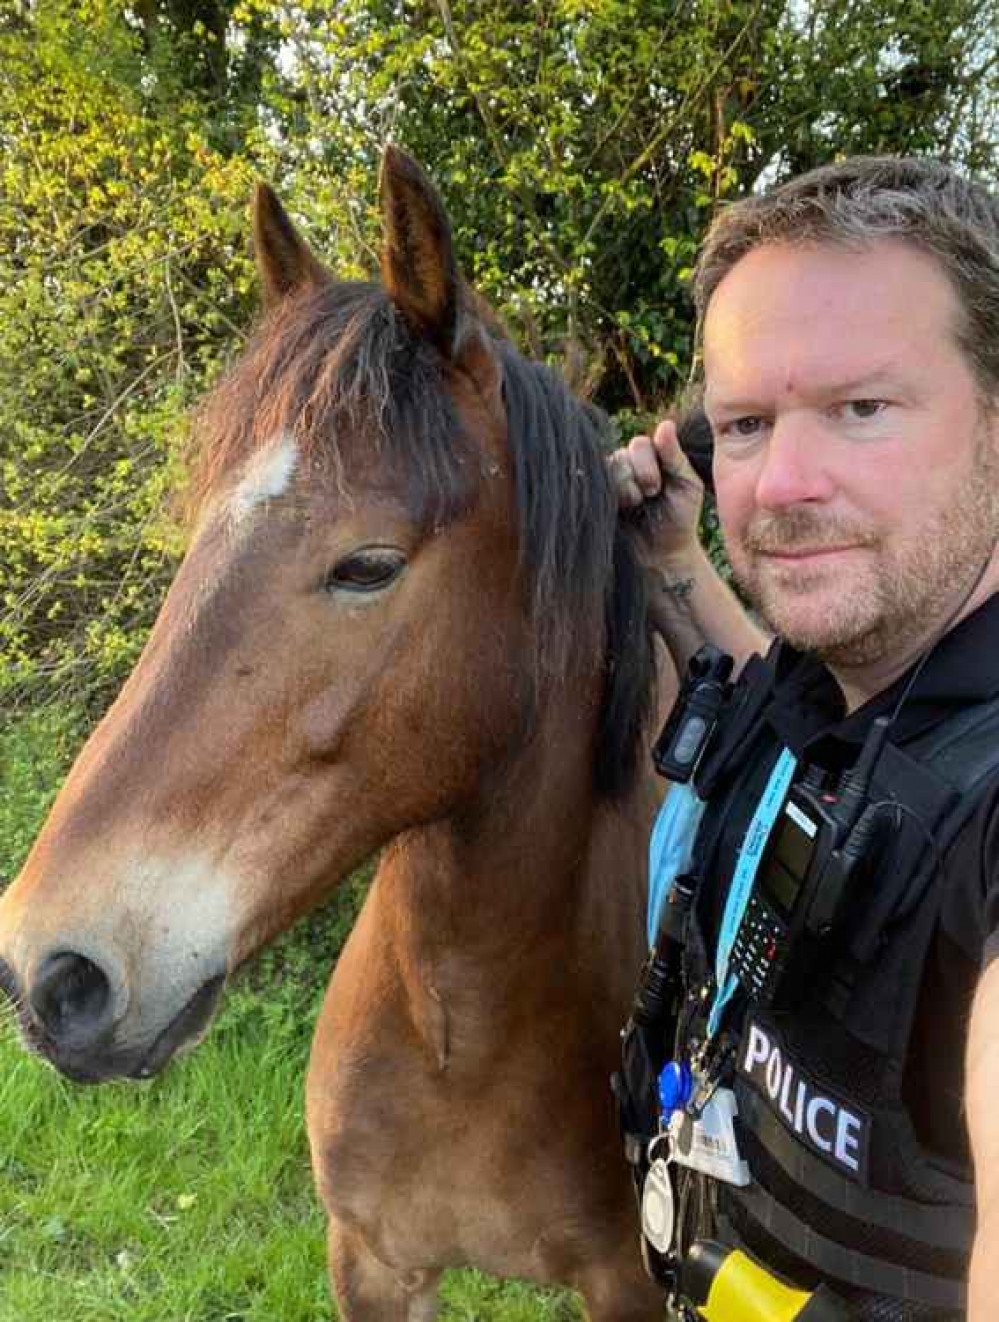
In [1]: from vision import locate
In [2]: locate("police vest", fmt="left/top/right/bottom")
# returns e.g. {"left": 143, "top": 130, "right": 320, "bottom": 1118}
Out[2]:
{"left": 674, "top": 659, "right": 999, "bottom": 1321}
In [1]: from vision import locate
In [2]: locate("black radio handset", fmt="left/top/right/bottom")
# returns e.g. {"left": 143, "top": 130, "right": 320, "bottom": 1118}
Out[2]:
{"left": 787, "top": 717, "right": 893, "bottom": 944}
{"left": 727, "top": 721, "right": 898, "bottom": 1008}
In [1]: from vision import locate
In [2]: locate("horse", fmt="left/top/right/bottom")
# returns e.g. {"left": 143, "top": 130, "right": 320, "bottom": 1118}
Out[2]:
{"left": 0, "top": 147, "right": 673, "bottom": 1321}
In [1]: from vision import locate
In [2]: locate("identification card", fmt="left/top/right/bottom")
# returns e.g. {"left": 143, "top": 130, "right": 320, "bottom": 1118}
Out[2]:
{"left": 668, "top": 1086, "right": 750, "bottom": 1186}
{"left": 640, "top": 1156, "right": 676, "bottom": 1256}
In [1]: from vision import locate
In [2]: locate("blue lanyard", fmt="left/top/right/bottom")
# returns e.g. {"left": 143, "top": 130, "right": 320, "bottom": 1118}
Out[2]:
{"left": 706, "top": 747, "right": 797, "bottom": 1039}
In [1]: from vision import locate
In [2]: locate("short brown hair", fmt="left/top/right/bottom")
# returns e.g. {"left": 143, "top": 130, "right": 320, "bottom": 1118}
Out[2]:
{"left": 693, "top": 157, "right": 999, "bottom": 401}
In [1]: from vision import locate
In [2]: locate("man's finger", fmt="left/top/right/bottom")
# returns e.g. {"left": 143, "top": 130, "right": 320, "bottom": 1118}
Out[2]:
{"left": 625, "top": 435, "right": 666, "bottom": 496}
{"left": 653, "top": 418, "right": 702, "bottom": 486}
{"left": 652, "top": 419, "right": 688, "bottom": 470}
{"left": 607, "top": 449, "right": 646, "bottom": 507}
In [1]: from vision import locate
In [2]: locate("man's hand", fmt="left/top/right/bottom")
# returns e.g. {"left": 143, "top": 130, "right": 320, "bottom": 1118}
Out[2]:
{"left": 609, "top": 417, "right": 770, "bottom": 676}
{"left": 608, "top": 419, "right": 705, "bottom": 564}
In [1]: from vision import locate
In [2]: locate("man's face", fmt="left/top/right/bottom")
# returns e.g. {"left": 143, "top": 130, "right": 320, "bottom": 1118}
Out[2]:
{"left": 703, "top": 239, "right": 999, "bottom": 668}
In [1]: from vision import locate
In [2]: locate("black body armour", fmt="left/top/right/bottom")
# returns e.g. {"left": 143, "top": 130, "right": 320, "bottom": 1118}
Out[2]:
{"left": 669, "top": 654, "right": 999, "bottom": 1321}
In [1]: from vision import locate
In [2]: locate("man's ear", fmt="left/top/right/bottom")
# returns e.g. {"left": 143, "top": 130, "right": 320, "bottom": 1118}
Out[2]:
{"left": 253, "top": 183, "right": 331, "bottom": 310}
{"left": 379, "top": 145, "right": 459, "bottom": 356}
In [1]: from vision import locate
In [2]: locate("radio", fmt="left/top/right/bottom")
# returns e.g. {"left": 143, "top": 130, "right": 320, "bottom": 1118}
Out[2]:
{"left": 730, "top": 717, "right": 893, "bottom": 1010}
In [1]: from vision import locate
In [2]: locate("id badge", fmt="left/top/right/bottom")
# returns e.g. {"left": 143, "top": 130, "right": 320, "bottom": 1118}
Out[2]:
{"left": 668, "top": 1086, "right": 750, "bottom": 1186}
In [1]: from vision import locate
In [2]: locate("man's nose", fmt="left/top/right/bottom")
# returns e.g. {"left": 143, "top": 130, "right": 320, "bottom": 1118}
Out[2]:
{"left": 753, "top": 417, "right": 834, "bottom": 511}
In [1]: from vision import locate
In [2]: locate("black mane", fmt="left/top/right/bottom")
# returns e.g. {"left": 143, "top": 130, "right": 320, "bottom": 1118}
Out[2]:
{"left": 496, "top": 340, "right": 654, "bottom": 797}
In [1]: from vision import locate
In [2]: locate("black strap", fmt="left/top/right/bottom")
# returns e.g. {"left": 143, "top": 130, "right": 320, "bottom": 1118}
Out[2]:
{"left": 904, "top": 692, "right": 999, "bottom": 795}
{"left": 837, "top": 693, "right": 999, "bottom": 1004}
{"left": 735, "top": 1085, "right": 973, "bottom": 1252}
{"left": 732, "top": 1181, "right": 967, "bottom": 1311}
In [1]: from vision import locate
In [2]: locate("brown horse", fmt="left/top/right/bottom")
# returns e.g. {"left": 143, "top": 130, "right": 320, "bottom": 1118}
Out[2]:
{"left": 0, "top": 148, "right": 669, "bottom": 1320}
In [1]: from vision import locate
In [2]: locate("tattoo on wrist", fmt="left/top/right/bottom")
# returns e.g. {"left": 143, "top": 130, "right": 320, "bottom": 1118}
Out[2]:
{"left": 653, "top": 571, "right": 696, "bottom": 603}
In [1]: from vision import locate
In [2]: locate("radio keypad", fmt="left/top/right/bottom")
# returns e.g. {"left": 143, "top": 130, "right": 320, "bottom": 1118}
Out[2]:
{"left": 731, "top": 895, "right": 787, "bottom": 1000}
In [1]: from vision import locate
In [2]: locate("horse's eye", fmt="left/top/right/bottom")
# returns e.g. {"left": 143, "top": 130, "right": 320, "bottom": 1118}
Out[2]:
{"left": 326, "top": 547, "right": 407, "bottom": 593}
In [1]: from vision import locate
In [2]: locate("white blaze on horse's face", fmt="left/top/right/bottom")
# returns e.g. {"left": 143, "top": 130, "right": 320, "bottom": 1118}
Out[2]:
{"left": 225, "top": 433, "right": 299, "bottom": 529}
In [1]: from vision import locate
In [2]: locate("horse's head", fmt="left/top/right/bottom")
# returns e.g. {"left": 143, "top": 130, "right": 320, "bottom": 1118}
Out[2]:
{"left": 0, "top": 149, "right": 652, "bottom": 1083}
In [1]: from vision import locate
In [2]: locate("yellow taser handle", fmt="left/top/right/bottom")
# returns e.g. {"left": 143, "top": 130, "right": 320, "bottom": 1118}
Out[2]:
{"left": 681, "top": 1241, "right": 855, "bottom": 1322}
{"left": 697, "top": 1247, "right": 812, "bottom": 1321}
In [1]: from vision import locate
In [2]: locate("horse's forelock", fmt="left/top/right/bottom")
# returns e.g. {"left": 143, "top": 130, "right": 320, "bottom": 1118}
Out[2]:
{"left": 183, "top": 283, "right": 478, "bottom": 529}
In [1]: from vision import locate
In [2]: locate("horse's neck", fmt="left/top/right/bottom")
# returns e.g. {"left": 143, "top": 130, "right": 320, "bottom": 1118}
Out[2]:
{"left": 373, "top": 700, "right": 657, "bottom": 1034}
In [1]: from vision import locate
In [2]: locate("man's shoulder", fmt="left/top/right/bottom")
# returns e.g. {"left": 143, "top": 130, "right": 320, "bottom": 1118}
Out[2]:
{"left": 941, "top": 762, "right": 999, "bottom": 963}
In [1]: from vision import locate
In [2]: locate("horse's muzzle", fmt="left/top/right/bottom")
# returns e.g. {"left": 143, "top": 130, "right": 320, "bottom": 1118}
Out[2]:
{"left": 129, "top": 974, "right": 225, "bottom": 1079}
{"left": 0, "top": 947, "right": 224, "bottom": 1084}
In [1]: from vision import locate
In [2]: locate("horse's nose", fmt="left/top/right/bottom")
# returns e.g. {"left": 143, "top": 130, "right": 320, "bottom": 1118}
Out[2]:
{"left": 28, "top": 951, "right": 116, "bottom": 1049}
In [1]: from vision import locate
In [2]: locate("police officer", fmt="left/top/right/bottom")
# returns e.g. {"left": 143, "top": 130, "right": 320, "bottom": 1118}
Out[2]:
{"left": 611, "top": 157, "right": 999, "bottom": 1320}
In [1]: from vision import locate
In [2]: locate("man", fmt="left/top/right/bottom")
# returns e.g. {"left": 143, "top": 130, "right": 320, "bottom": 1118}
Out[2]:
{"left": 612, "top": 157, "right": 999, "bottom": 1319}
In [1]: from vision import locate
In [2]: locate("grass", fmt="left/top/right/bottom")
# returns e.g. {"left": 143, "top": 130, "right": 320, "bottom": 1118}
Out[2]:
{"left": 0, "top": 1000, "right": 328, "bottom": 1320}
{"left": 0, "top": 703, "right": 86, "bottom": 887}
{"left": 0, "top": 711, "right": 583, "bottom": 1321}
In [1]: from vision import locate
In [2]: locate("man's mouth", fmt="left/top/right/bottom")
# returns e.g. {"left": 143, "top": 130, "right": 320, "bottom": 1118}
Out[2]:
{"left": 759, "top": 544, "right": 861, "bottom": 563}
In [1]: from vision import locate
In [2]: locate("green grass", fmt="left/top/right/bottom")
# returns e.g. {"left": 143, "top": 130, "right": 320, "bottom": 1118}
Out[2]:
{"left": 0, "top": 712, "right": 583, "bottom": 1321}
{"left": 0, "top": 703, "right": 86, "bottom": 886}
{"left": 0, "top": 999, "right": 328, "bottom": 1320}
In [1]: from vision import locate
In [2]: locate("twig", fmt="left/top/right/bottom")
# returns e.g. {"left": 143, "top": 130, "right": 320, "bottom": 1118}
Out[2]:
{"left": 50, "top": 352, "right": 174, "bottom": 481}
{"left": 164, "top": 255, "right": 187, "bottom": 384}
{"left": 581, "top": 9, "right": 688, "bottom": 171}
{"left": 614, "top": 333, "right": 646, "bottom": 412}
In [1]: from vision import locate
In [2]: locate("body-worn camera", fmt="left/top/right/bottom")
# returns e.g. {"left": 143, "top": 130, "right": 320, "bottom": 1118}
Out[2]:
{"left": 730, "top": 718, "right": 892, "bottom": 1010}
{"left": 653, "top": 646, "right": 733, "bottom": 782}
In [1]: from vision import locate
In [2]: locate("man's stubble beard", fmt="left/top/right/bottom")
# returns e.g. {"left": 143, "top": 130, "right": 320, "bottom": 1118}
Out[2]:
{"left": 728, "top": 425, "right": 999, "bottom": 669}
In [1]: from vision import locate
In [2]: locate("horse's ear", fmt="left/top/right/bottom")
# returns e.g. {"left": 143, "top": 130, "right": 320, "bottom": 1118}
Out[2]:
{"left": 379, "top": 146, "right": 459, "bottom": 356}
{"left": 253, "top": 183, "right": 330, "bottom": 310}
{"left": 451, "top": 323, "right": 503, "bottom": 404}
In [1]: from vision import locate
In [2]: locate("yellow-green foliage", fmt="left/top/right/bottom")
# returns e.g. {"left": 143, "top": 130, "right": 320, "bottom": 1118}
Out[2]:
{"left": 1, "top": 2, "right": 257, "bottom": 708}
{"left": 1, "top": 0, "right": 996, "bottom": 714}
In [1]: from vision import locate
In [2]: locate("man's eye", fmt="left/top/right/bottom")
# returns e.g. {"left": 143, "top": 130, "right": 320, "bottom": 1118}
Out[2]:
{"left": 842, "top": 399, "right": 887, "bottom": 420}
{"left": 325, "top": 548, "right": 407, "bottom": 593}
{"left": 717, "top": 416, "right": 766, "bottom": 440}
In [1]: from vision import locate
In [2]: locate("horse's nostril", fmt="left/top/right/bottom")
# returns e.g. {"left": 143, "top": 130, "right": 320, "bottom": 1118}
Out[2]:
{"left": 29, "top": 951, "right": 114, "bottom": 1048}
